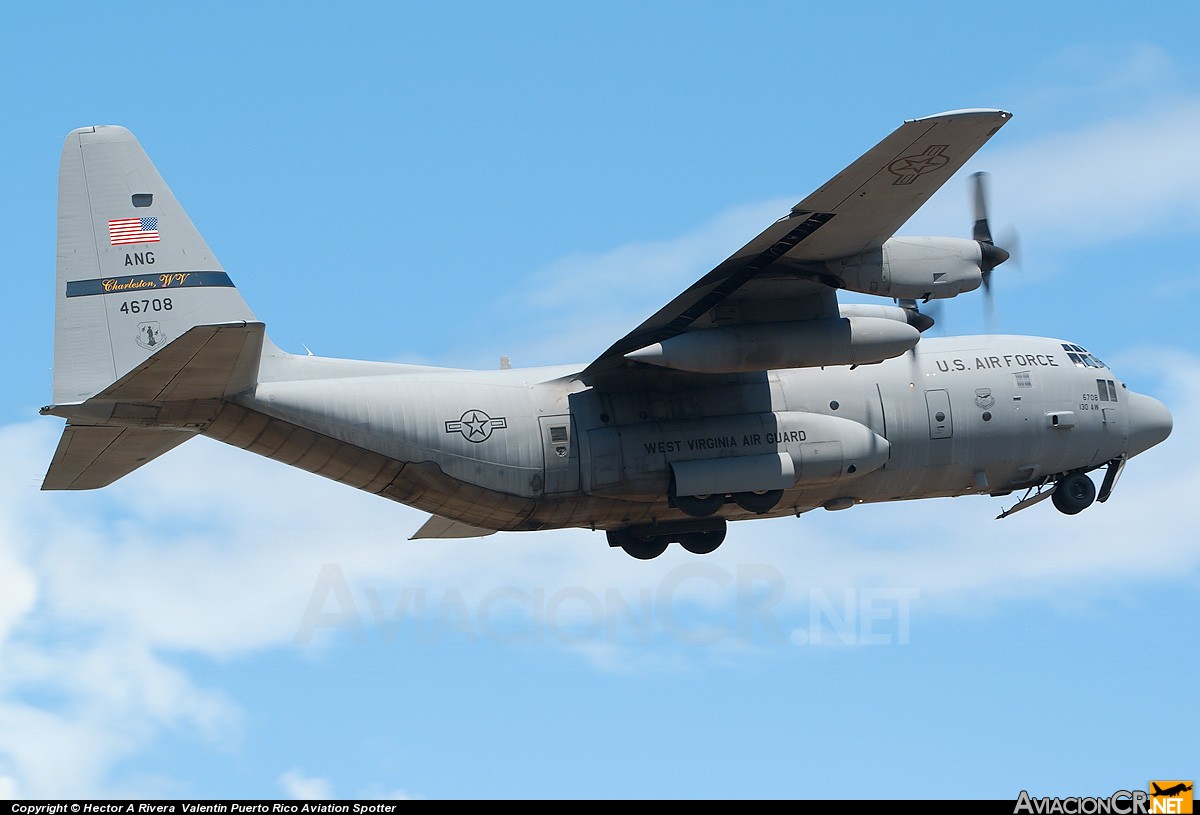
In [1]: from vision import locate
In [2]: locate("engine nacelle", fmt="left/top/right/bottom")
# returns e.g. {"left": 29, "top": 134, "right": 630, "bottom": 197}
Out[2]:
{"left": 825, "top": 236, "right": 983, "bottom": 301}
{"left": 624, "top": 316, "right": 919, "bottom": 373}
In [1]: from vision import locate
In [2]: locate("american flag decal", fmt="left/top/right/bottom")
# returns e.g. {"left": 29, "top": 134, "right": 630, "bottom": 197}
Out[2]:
{"left": 108, "top": 217, "right": 160, "bottom": 246}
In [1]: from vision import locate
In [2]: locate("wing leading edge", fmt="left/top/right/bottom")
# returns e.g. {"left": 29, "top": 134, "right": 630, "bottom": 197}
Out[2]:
{"left": 581, "top": 109, "right": 1011, "bottom": 381}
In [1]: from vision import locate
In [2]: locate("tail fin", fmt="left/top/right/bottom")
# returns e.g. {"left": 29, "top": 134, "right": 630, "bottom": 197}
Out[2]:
{"left": 45, "top": 126, "right": 271, "bottom": 491}
{"left": 53, "top": 125, "right": 258, "bottom": 405}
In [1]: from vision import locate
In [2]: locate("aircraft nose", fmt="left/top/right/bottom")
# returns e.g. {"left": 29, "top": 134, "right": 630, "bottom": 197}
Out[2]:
{"left": 1125, "top": 391, "right": 1172, "bottom": 457}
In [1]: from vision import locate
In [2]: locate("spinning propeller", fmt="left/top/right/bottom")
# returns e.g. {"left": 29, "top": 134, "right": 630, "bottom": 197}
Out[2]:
{"left": 971, "top": 171, "right": 1017, "bottom": 329}
{"left": 900, "top": 171, "right": 1016, "bottom": 335}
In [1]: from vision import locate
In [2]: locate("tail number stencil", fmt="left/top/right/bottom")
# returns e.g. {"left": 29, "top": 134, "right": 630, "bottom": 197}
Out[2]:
{"left": 119, "top": 297, "right": 173, "bottom": 314}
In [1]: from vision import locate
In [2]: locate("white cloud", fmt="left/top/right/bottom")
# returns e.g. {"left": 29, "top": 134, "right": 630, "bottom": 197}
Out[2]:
{"left": 279, "top": 769, "right": 332, "bottom": 800}
{"left": 985, "top": 103, "right": 1200, "bottom": 244}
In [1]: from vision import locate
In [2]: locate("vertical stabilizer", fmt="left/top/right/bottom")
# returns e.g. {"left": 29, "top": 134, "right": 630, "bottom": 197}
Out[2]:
{"left": 53, "top": 125, "right": 258, "bottom": 404}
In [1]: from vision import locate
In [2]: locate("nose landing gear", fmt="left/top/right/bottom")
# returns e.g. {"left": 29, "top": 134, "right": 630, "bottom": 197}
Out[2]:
{"left": 1051, "top": 471, "right": 1097, "bottom": 515}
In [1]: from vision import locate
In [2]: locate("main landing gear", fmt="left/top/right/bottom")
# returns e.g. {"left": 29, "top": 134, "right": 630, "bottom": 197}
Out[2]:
{"left": 669, "top": 480, "right": 783, "bottom": 517}
{"left": 607, "top": 519, "right": 728, "bottom": 559}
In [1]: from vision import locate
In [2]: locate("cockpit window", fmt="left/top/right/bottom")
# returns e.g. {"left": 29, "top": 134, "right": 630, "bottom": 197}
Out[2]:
{"left": 1062, "top": 343, "right": 1106, "bottom": 369}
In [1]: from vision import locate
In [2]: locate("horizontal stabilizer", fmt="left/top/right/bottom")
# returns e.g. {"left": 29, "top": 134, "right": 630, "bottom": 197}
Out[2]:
{"left": 42, "top": 425, "right": 194, "bottom": 490}
{"left": 98, "top": 321, "right": 265, "bottom": 402}
{"left": 42, "top": 322, "right": 267, "bottom": 490}
{"left": 410, "top": 514, "right": 498, "bottom": 540}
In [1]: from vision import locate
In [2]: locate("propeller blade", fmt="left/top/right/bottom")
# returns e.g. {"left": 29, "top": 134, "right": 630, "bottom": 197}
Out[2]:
{"left": 970, "top": 171, "right": 1014, "bottom": 332}
{"left": 972, "top": 172, "right": 1010, "bottom": 272}
{"left": 971, "top": 171, "right": 993, "bottom": 244}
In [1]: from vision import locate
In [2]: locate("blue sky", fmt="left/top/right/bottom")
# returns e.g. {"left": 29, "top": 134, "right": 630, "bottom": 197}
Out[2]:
{"left": 1, "top": 0, "right": 1197, "bottom": 800}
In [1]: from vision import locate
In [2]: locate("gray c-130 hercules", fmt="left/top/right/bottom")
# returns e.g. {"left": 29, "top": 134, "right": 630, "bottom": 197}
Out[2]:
{"left": 42, "top": 109, "right": 1173, "bottom": 558}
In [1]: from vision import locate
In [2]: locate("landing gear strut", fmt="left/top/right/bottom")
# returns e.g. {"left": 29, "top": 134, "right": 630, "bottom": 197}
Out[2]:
{"left": 1052, "top": 472, "right": 1096, "bottom": 515}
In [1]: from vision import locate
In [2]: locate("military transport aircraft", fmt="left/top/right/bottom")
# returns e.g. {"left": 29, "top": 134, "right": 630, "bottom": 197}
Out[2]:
{"left": 42, "top": 109, "right": 1173, "bottom": 558}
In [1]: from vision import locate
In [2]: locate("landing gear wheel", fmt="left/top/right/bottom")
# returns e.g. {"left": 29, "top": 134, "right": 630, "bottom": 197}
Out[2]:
{"left": 669, "top": 479, "right": 725, "bottom": 517}
{"left": 607, "top": 528, "right": 669, "bottom": 560}
{"left": 1052, "top": 472, "right": 1096, "bottom": 515}
{"left": 733, "top": 489, "right": 783, "bottom": 514}
{"left": 674, "top": 493, "right": 725, "bottom": 517}
{"left": 678, "top": 528, "right": 727, "bottom": 555}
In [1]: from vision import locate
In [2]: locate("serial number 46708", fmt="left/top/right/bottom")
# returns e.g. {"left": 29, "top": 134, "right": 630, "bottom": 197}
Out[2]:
{"left": 118, "top": 298, "right": 173, "bottom": 314}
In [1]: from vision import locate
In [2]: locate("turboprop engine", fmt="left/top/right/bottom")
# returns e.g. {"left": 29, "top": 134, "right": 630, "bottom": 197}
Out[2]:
{"left": 826, "top": 236, "right": 992, "bottom": 301}
{"left": 623, "top": 315, "right": 920, "bottom": 373}
{"left": 826, "top": 172, "right": 1012, "bottom": 304}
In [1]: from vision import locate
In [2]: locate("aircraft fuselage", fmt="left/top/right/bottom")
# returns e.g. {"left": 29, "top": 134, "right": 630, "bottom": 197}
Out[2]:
{"left": 202, "top": 334, "right": 1167, "bottom": 535}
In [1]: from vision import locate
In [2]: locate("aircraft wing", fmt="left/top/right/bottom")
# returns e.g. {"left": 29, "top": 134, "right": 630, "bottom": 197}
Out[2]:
{"left": 581, "top": 109, "right": 1011, "bottom": 380}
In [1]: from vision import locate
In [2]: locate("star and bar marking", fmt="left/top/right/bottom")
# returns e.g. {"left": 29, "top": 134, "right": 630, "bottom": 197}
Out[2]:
{"left": 445, "top": 410, "right": 508, "bottom": 443}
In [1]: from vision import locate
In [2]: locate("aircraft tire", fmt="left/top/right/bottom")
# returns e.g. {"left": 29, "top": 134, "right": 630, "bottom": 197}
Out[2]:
{"left": 674, "top": 493, "right": 725, "bottom": 517}
{"left": 1052, "top": 472, "right": 1096, "bottom": 515}
{"left": 733, "top": 489, "right": 783, "bottom": 514}
{"left": 678, "top": 528, "right": 726, "bottom": 555}
{"left": 607, "top": 528, "right": 669, "bottom": 560}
